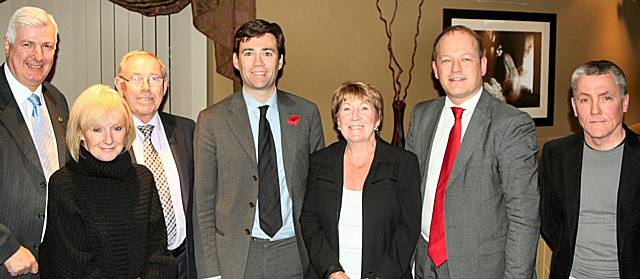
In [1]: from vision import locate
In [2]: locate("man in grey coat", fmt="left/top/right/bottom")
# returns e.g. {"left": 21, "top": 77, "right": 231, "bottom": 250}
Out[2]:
{"left": 192, "top": 19, "right": 324, "bottom": 279}
{"left": 0, "top": 7, "right": 68, "bottom": 278}
{"left": 407, "top": 25, "right": 539, "bottom": 279}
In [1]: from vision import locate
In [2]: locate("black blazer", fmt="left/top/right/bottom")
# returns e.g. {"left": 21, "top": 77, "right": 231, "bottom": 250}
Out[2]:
{"left": 129, "top": 112, "right": 195, "bottom": 278}
{"left": 300, "top": 137, "right": 421, "bottom": 279}
{"left": 0, "top": 65, "right": 69, "bottom": 278}
{"left": 540, "top": 125, "right": 640, "bottom": 279}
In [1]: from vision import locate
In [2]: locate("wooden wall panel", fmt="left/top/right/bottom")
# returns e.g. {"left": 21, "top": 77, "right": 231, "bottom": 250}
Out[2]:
{"left": 141, "top": 15, "right": 156, "bottom": 53}
{"left": 84, "top": 0, "right": 102, "bottom": 87}
{"left": 99, "top": 1, "right": 116, "bottom": 85}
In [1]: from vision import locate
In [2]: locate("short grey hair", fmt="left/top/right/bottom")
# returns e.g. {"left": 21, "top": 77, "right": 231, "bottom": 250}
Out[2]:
{"left": 570, "top": 60, "right": 628, "bottom": 96}
{"left": 117, "top": 50, "right": 167, "bottom": 78}
{"left": 5, "top": 6, "right": 58, "bottom": 45}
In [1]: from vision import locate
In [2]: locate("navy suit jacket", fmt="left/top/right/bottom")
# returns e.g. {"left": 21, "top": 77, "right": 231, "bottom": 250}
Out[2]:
{"left": 0, "top": 65, "right": 69, "bottom": 278}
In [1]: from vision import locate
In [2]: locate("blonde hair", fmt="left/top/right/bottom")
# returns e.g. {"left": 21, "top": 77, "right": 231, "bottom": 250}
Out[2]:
{"left": 330, "top": 81, "right": 384, "bottom": 126}
{"left": 66, "top": 84, "right": 135, "bottom": 161}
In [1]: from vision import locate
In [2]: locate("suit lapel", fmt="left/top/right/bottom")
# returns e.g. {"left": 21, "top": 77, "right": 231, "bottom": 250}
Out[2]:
{"left": 160, "top": 112, "right": 190, "bottom": 209}
{"left": 447, "top": 92, "right": 490, "bottom": 187}
{"left": 418, "top": 98, "right": 444, "bottom": 195}
{"left": 0, "top": 67, "right": 45, "bottom": 177}
{"left": 226, "top": 92, "right": 257, "bottom": 165}
{"left": 563, "top": 134, "right": 583, "bottom": 249}
{"left": 43, "top": 83, "right": 68, "bottom": 166}
{"left": 363, "top": 136, "right": 387, "bottom": 187}
{"left": 277, "top": 91, "right": 299, "bottom": 197}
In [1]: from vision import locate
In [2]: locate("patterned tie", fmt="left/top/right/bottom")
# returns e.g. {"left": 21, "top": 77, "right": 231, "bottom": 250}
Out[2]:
{"left": 138, "top": 125, "right": 177, "bottom": 246}
{"left": 27, "top": 94, "right": 58, "bottom": 181}
{"left": 258, "top": 105, "right": 282, "bottom": 237}
{"left": 428, "top": 107, "right": 464, "bottom": 267}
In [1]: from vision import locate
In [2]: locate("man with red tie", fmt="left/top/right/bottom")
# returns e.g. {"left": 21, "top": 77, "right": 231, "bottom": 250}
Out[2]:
{"left": 406, "top": 25, "right": 539, "bottom": 278}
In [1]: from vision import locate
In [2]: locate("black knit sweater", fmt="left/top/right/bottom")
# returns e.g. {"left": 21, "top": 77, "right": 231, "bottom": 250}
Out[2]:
{"left": 39, "top": 147, "right": 176, "bottom": 278}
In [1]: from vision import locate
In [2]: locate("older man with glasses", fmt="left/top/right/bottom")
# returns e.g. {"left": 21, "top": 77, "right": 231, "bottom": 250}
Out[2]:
{"left": 115, "top": 50, "right": 196, "bottom": 279}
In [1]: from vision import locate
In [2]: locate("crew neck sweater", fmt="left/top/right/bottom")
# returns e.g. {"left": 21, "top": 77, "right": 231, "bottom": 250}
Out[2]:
{"left": 39, "top": 147, "right": 176, "bottom": 278}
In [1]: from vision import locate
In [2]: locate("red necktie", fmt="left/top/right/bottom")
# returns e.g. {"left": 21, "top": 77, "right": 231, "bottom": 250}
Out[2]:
{"left": 428, "top": 106, "right": 464, "bottom": 267}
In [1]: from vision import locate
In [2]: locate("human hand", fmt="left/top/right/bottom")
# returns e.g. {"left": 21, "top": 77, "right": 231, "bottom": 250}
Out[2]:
{"left": 328, "top": 271, "right": 350, "bottom": 279}
{"left": 3, "top": 246, "right": 39, "bottom": 277}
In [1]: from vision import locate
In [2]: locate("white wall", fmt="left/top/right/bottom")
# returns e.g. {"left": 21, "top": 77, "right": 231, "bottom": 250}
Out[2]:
{"left": 0, "top": 0, "right": 207, "bottom": 120}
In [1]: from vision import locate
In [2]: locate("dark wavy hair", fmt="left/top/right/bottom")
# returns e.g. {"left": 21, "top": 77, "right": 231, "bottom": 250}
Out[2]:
{"left": 233, "top": 19, "right": 285, "bottom": 57}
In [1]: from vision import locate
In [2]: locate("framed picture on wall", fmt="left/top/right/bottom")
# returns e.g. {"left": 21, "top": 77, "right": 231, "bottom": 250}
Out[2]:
{"left": 443, "top": 9, "right": 557, "bottom": 126}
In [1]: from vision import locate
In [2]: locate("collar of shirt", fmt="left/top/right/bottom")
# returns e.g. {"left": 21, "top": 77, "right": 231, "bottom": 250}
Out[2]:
{"left": 241, "top": 88, "right": 281, "bottom": 159}
{"left": 133, "top": 112, "right": 162, "bottom": 141}
{"left": 443, "top": 86, "right": 482, "bottom": 137}
{"left": 241, "top": 88, "right": 279, "bottom": 115}
{"left": 4, "top": 63, "right": 44, "bottom": 106}
{"left": 444, "top": 86, "right": 483, "bottom": 114}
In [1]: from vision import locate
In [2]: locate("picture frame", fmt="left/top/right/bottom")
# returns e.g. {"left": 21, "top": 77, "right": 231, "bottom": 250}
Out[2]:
{"left": 443, "top": 9, "right": 557, "bottom": 126}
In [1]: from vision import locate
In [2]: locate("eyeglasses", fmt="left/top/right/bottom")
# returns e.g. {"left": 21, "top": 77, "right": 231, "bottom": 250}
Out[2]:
{"left": 119, "top": 75, "right": 165, "bottom": 86}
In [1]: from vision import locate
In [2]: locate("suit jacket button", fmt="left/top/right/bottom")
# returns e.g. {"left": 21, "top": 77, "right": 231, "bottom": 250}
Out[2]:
{"left": 33, "top": 243, "right": 40, "bottom": 250}
{"left": 38, "top": 213, "right": 45, "bottom": 219}
{"left": 40, "top": 182, "right": 46, "bottom": 189}
{"left": 252, "top": 175, "right": 258, "bottom": 181}
{"left": 245, "top": 229, "right": 251, "bottom": 235}
{"left": 249, "top": 202, "right": 255, "bottom": 208}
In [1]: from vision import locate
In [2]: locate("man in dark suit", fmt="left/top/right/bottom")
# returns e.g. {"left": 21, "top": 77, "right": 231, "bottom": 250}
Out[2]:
{"left": 540, "top": 60, "right": 639, "bottom": 278}
{"left": 406, "top": 25, "right": 539, "bottom": 278}
{"left": 193, "top": 19, "right": 324, "bottom": 279}
{"left": 0, "top": 6, "right": 68, "bottom": 278}
{"left": 115, "top": 50, "right": 195, "bottom": 279}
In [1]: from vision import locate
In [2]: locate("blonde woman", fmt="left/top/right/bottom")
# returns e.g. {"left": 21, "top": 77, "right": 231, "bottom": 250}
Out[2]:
{"left": 39, "top": 84, "right": 176, "bottom": 278}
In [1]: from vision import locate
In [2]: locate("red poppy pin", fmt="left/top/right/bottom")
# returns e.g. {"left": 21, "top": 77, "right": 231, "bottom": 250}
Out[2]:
{"left": 288, "top": 114, "right": 300, "bottom": 126}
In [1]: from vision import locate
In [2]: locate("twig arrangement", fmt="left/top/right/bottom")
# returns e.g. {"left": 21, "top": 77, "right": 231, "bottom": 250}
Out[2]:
{"left": 375, "top": 0, "right": 425, "bottom": 102}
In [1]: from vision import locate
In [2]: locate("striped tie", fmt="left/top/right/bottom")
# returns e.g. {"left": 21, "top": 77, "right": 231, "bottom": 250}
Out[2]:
{"left": 257, "top": 105, "right": 282, "bottom": 237}
{"left": 138, "top": 124, "right": 177, "bottom": 246}
{"left": 27, "top": 94, "right": 58, "bottom": 180}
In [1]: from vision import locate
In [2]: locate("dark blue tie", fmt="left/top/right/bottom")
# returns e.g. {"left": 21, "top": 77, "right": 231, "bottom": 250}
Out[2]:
{"left": 258, "top": 105, "right": 282, "bottom": 237}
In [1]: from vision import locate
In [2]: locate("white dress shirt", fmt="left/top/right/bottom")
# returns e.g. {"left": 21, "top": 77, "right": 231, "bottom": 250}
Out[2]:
{"left": 132, "top": 113, "right": 187, "bottom": 250}
{"left": 421, "top": 87, "right": 483, "bottom": 240}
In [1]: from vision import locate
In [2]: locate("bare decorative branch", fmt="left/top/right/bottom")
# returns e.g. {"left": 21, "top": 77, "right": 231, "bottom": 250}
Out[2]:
{"left": 404, "top": 0, "right": 425, "bottom": 101}
{"left": 376, "top": 0, "right": 425, "bottom": 146}
{"left": 375, "top": 0, "right": 424, "bottom": 102}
